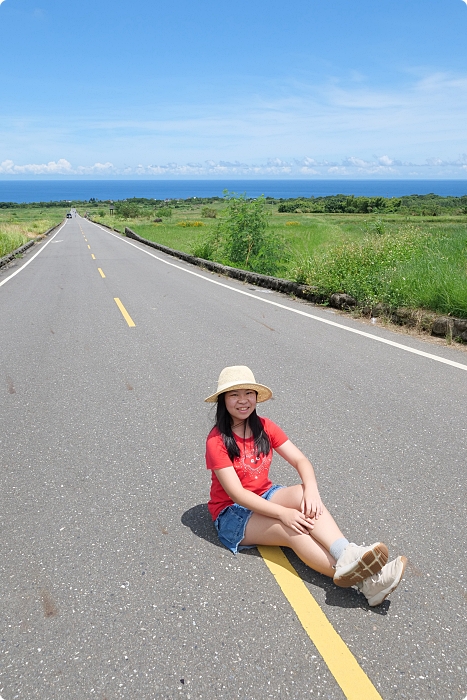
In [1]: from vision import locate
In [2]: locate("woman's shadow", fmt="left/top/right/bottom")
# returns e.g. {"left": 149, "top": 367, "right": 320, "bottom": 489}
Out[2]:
{"left": 181, "top": 504, "right": 389, "bottom": 614}
{"left": 181, "top": 503, "right": 223, "bottom": 548}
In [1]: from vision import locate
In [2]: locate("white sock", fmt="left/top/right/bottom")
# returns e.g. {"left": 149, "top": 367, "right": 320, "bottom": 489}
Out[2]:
{"left": 330, "top": 537, "right": 350, "bottom": 561}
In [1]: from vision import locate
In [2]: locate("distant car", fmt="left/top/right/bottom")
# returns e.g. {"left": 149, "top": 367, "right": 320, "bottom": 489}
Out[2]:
{"left": 66, "top": 213, "right": 72, "bottom": 218}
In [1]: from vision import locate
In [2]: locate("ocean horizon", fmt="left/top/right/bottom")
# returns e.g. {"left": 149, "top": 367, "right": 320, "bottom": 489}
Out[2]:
{"left": 0, "top": 179, "right": 466, "bottom": 203}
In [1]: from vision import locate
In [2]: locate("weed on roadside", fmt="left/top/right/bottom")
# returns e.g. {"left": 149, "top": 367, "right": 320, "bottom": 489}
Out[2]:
{"left": 294, "top": 223, "right": 467, "bottom": 318}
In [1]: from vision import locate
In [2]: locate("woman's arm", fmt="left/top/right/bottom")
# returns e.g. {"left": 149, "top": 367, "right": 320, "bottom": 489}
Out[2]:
{"left": 274, "top": 440, "right": 324, "bottom": 520}
{"left": 214, "top": 466, "right": 315, "bottom": 534}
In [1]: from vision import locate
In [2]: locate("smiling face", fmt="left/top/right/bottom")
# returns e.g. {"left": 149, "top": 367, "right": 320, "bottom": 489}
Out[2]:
{"left": 224, "top": 388, "right": 257, "bottom": 426}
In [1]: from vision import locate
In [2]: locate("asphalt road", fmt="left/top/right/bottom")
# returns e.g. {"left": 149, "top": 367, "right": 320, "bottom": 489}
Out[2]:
{"left": 1, "top": 214, "right": 466, "bottom": 700}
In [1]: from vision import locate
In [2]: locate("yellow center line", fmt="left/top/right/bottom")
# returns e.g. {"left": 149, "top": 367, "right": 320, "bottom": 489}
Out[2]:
{"left": 258, "top": 546, "right": 383, "bottom": 700}
{"left": 87, "top": 245, "right": 91, "bottom": 249}
{"left": 84, "top": 238, "right": 87, "bottom": 241}
{"left": 114, "top": 298, "right": 136, "bottom": 327}
{"left": 98, "top": 268, "right": 106, "bottom": 278}
{"left": 91, "top": 254, "right": 96, "bottom": 259}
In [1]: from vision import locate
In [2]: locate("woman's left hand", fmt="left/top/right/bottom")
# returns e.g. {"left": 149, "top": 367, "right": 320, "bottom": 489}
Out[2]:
{"left": 301, "top": 485, "right": 324, "bottom": 521}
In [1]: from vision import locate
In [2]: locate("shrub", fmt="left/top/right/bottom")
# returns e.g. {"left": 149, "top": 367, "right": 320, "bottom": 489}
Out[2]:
{"left": 371, "top": 218, "right": 385, "bottom": 236}
{"left": 191, "top": 228, "right": 224, "bottom": 260}
{"left": 278, "top": 202, "right": 301, "bottom": 213}
{"left": 363, "top": 218, "right": 386, "bottom": 236}
{"left": 201, "top": 207, "right": 217, "bottom": 218}
{"left": 155, "top": 207, "right": 172, "bottom": 218}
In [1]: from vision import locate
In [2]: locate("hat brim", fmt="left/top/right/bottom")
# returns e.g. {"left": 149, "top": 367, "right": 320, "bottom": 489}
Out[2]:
{"left": 204, "top": 382, "right": 273, "bottom": 403}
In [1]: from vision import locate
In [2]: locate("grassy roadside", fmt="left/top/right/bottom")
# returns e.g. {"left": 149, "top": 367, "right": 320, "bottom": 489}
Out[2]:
{"left": 294, "top": 219, "right": 467, "bottom": 318}
{"left": 0, "top": 206, "right": 66, "bottom": 257}
{"left": 84, "top": 199, "right": 467, "bottom": 320}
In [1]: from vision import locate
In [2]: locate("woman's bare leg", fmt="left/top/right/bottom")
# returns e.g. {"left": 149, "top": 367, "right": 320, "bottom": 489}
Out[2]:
{"left": 240, "top": 485, "right": 347, "bottom": 577}
{"left": 270, "top": 485, "right": 346, "bottom": 550}
{"left": 242, "top": 512, "right": 335, "bottom": 576}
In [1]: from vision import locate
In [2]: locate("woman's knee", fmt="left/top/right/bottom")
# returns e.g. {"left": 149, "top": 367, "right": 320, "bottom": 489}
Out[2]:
{"left": 269, "top": 484, "right": 305, "bottom": 509}
{"left": 242, "top": 513, "right": 294, "bottom": 547}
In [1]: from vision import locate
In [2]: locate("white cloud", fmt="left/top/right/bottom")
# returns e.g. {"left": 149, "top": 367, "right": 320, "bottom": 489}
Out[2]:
{"left": 377, "top": 155, "right": 394, "bottom": 166}
{"left": 0, "top": 159, "right": 73, "bottom": 174}
{"left": 342, "top": 156, "right": 372, "bottom": 168}
{"left": 0, "top": 159, "right": 115, "bottom": 175}
{"left": 76, "top": 162, "right": 115, "bottom": 174}
{"left": 1, "top": 154, "right": 467, "bottom": 179}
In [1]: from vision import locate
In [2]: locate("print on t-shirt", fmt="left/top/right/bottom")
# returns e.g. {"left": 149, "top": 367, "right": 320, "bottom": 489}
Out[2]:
{"left": 234, "top": 444, "right": 272, "bottom": 480}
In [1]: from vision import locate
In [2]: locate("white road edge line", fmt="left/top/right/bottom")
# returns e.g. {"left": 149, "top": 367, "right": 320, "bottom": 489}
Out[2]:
{"left": 93, "top": 221, "right": 466, "bottom": 373}
{"left": 0, "top": 222, "right": 67, "bottom": 288}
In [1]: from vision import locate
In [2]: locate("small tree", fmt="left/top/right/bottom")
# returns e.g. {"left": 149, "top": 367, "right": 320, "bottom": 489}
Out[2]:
{"left": 217, "top": 192, "right": 284, "bottom": 275}
{"left": 115, "top": 202, "right": 139, "bottom": 219}
{"left": 191, "top": 192, "right": 286, "bottom": 275}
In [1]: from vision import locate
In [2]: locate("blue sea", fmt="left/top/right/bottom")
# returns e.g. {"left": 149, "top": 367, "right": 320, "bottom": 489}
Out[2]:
{"left": 0, "top": 179, "right": 466, "bottom": 203}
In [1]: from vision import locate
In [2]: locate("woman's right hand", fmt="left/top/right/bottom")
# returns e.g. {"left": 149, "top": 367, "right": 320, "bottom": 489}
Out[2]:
{"left": 279, "top": 507, "right": 315, "bottom": 535}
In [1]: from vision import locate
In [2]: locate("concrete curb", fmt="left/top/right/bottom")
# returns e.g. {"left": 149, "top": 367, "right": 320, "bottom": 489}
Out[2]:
{"left": 0, "top": 223, "right": 62, "bottom": 270}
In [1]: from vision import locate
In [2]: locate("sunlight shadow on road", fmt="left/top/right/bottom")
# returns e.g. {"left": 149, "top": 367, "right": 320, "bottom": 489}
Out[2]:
{"left": 181, "top": 504, "right": 389, "bottom": 614}
{"left": 284, "top": 549, "right": 390, "bottom": 615}
{"left": 181, "top": 503, "right": 224, "bottom": 549}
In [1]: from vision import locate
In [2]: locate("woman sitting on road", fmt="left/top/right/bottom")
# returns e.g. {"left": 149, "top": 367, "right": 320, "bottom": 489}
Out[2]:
{"left": 204, "top": 366, "right": 407, "bottom": 606}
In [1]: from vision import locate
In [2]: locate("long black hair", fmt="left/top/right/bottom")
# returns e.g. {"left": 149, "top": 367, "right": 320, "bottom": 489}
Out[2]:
{"left": 215, "top": 392, "right": 271, "bottom": 461}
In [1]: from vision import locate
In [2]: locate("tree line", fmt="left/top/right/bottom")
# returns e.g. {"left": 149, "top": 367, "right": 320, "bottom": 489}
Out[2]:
{"left": 278, "top": 193, "right": 467, "bottom": 215}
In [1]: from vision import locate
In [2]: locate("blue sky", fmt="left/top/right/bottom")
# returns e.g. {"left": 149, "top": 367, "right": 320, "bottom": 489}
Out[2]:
{"left": 1, "top": 0, "right": 467, "bottom": 179}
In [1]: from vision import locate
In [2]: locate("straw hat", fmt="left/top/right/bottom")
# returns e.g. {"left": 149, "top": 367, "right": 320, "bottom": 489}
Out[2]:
{"left": 204, "top": 366, "right": 273, "bottom": 403}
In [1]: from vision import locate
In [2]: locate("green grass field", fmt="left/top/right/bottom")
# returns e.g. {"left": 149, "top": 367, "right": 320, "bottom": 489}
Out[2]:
{"left": 82, "top": 200, "right": 381, "bottom": 260}
{"left": 0, "top": 206, "right": 66, "bottom": 258}
{"left": 84, "top": 199, "right": 467, "bottom": 318}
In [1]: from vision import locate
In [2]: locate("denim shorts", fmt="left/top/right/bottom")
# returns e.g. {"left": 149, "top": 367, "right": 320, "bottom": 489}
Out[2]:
{"left": 214, "top": 484, "right": 284, "bottom": 554}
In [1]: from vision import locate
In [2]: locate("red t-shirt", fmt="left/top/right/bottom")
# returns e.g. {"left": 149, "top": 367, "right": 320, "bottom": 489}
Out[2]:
{"left": 205, "top": 417, "right": 288, "bottom": 521}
